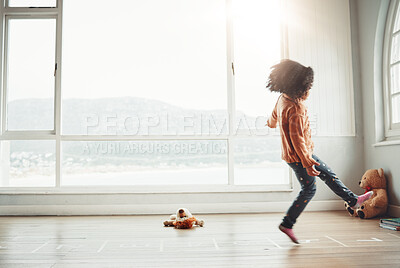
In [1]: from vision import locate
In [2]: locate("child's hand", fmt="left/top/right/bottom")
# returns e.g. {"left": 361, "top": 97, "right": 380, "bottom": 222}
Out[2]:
{"left": 306, "top": 159, "right": 320, "bottom": 176}
{"left": 306, "top": 165, "right": 320, "bottom": 176}
{"left": 312, "top": 159, "right": 320, "bottom": 167}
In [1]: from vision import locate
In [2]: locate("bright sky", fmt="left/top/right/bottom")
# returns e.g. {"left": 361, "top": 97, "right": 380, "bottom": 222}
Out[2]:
{"left": 7, "top": 0, "right": 282, "bottom": 117}
{"left": 7, "top": 19, "right": 56, "bottom": 103}
{"left": 232, "top": 0, "right": 282, "bottom": 116}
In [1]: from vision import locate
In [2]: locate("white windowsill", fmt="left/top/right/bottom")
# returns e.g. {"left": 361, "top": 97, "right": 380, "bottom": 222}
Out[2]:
{"left": 372, "top": 139, "right": 400, "bottom": 147}
{"left": 0, "top": 185, "right": 294, "bottom": 194}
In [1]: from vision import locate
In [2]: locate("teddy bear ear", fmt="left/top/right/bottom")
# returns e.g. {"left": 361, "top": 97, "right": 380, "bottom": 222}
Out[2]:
{"left": 378, "top": 168, "right": 384, "bottom": 178}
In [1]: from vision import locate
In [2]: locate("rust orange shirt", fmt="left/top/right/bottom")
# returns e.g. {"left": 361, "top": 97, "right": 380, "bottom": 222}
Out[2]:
{"left": 267, "top": 94, "right": 314, "bottom": 167}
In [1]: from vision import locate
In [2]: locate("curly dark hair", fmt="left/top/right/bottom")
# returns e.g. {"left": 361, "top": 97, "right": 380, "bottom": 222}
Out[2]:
{"left": 266, "top": 59, "right": 314, "bottom": 100}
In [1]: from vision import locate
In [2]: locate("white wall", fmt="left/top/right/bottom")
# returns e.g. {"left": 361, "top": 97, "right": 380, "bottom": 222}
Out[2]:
{"left": 352, "top": 0, "right": 400, "bottom": 216}
{"left": 287, "top": 0, "right": 356, "bottom": 136}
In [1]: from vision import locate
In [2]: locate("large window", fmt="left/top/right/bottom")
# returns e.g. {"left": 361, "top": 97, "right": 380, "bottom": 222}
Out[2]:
{"left": 0, "top": 0, "right": 288, "bottom": 190}
{"left": 384, "top": 0, "right": 400, "bottom": 139}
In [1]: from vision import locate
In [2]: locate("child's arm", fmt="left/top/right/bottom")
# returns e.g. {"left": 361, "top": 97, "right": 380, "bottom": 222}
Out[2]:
{"left": 288, "top": 114, "right": 319, "bottom": 169}
{"left": 266, "top": 105, "right": 278, "bottom": 128}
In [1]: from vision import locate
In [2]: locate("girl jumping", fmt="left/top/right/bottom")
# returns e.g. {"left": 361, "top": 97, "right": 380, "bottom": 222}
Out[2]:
{"left": 266, "top": 59, "right": 373, "bottom": 244}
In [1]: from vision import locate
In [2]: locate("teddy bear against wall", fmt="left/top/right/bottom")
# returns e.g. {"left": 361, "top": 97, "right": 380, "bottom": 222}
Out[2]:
{"left": 345, "top": 168, "right": 388, "bottom": 219}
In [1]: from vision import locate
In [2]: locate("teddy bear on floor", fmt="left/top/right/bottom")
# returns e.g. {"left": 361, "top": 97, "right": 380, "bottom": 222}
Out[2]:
{"left": 344, "top": 168, "right": 388, "bottom": 219}
{"left": 163, "top": 208, "right": 204, "bottom": 229}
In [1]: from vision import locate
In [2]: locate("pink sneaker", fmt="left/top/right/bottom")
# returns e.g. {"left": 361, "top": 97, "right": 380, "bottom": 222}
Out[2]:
{"left": 279, "top": 224, "right": 299, "bottom": 244}
{"left": 352, "top": 191, "right": 373, "bottom": 209}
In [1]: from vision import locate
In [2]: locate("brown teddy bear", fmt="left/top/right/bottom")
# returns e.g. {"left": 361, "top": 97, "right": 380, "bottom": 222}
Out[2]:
{"left": 344, "top": 168, "right": 388, "bottom": 219}
{"left": 163, "top": 208, "right": 204, "bottom": 229}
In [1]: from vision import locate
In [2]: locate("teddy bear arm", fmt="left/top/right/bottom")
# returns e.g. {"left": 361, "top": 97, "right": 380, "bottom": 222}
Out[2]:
{"left": 163, "top": 220, "right": 175, "bottom": 227}
{"left": 195, "top": 218, "right": 204, "bottom": 226}
{"left": 372, "top": 193, "right": 388, "bottom": 208}
{"left": 188, "top": 217, "right": 202, "bottom": 228}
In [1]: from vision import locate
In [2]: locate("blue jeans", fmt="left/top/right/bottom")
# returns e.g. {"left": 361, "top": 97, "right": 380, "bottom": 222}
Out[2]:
{"left": 281, "top": 154, "right": 358, "bottom": 229}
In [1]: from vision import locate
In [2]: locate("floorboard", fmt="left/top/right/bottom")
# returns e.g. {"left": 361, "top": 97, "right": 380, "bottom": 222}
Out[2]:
{"left": 0, "top": 211, "right": 398, "bottom": 267}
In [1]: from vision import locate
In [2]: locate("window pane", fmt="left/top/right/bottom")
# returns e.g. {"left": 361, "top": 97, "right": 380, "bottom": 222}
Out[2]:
{"left": 61, "top": 140, "right": 228, "bottom": 185}
{"left": 7, "top": 19, "right": 56, "bottom": 131}
{"left": 392, "top": 95, "right": 400, "bottom": 124}
{"left": 62, "top": 0, "right": 227, "bottom": 135}
{"left": 394, "top": 3, "right": 400, "bottom": 33}
{"left": 391, "top": 34, "right": 400, "bottom": 64}
{"left": 390, "top": 64, "right": 400, "bottom": 94}
{"left": 234, "top": 137, "right": 288, "bottom": 185}
{"left": 0, "top": 140, "right": 55, "bottom": 187}
{"left": 8, "top": 0, "right": 56, "bottom": 7}
{"left": 233, "top": 0, "right": 282, "bottom": 130}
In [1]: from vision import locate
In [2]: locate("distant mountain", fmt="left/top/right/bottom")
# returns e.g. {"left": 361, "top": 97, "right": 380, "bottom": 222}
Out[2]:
{"left": 61, "top": 97, "right": 229, "bottom": 135}
{"left": 8, "top": 97, "right": 270, "bottom": 135}
{"left": 8, "top": 98, "right": 54, "bottom": 130}
{"left": 7, "top": 97, "right": 282, "bottom": 170}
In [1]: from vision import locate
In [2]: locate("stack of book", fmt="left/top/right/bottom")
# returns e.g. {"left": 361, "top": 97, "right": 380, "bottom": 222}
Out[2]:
{"left": 380, "top": 218, "right": 400, "bottom": 231}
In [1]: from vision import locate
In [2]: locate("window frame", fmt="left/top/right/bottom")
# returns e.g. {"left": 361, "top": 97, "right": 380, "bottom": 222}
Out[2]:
{"left": 2, "top": 15, "right": 58, "bottom": 135}
{"left": 5, "top": 0, "right": 58, "bottom": 8}
{"left": 383, "top": 0, "right": 400, "bottom": 139}
{"left": 0, "top": 0, "right": 292, "bottom": 193}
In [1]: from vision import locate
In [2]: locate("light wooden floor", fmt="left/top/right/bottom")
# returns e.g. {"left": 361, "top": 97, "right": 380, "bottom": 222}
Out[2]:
{"left": 0, "top": 211, "right": 399, "bottom": 267}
